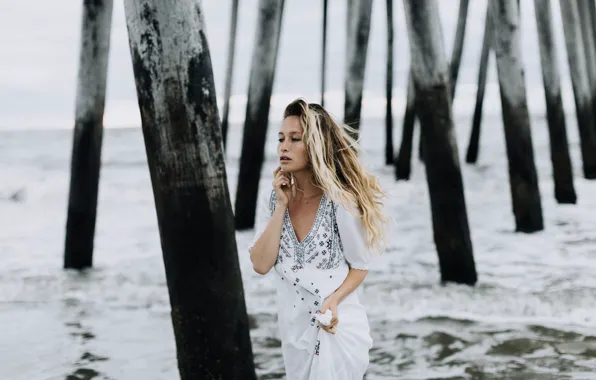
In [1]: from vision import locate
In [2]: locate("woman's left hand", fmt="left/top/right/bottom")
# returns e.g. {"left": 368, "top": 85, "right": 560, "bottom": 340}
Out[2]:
{"left": 319, "top": 296, "right": 339, "bottom": 334}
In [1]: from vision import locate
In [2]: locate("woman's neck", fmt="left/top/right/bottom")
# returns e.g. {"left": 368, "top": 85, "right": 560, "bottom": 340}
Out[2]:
{"left": 291, "top": 170, "right": 322, "bottom": 200}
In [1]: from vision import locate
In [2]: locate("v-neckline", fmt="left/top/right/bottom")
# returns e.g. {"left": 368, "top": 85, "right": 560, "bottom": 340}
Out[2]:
{"left": 285, "top": 193, "right": 327, "bottom": 246}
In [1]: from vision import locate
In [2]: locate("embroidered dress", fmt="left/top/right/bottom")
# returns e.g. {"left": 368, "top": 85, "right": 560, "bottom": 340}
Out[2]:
{"left": 248, "top": 190, "right": 374, "bottom": 380}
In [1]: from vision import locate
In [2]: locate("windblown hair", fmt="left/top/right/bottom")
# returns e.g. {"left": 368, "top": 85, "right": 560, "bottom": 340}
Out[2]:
{"left": 283, "top": 98, "right": 389, "bottom": 252}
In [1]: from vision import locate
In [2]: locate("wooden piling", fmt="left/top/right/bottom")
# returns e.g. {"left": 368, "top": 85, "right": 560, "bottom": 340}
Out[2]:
{"left": 402, "top": 0, "right": 477, "bottom": 285}
{"left": 385, "top": 0, "right": 394, "bottom": 165}
{"left": 395, "top": 73, "right": 416, "bottom": 180}
{"left": 587, "top": 0, "right": 596, "bottom": 57}
{"left": 465, "top": 5, "right": 492, "bottom": 164}
{"left": 449, "top": 0, "right": 470, "bottom": 99}
{"left": 321, "top": 0, "right": 328, "bottom": 106}
{"left": 533, "top": 0, "right": 576, "bottom": 204}
{"left": 578, "top": 0, "right": 596, "bottom": 104}
{"left": 220, "top": 0, "right": 239, "bottom": 148}
{"left": 234, "top": 0, "right": 285, "bottom": 230}
{"left": 344, "top": 0, "right": 373, "bottom": 140}
{"left": 490, "top": 0, "right": 544, "bottom": 232}
{"left": 64, "top": 0, "right": 113, "bottom": 270}
{"left": 122, "top": 1, "right": 257, "bottom": 378}
{"left": 398, "top": 0, "right": 468, "bottom": 172}
{"left": 559, "top": 1, "right": 596, "bottom": 179}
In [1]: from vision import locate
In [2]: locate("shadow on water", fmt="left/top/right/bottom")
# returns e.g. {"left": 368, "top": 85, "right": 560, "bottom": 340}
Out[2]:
{"left": 65, "top": 368, "right": 99, "bottom": 380}
{"left": 62, "top": 271, "right": 112, "bottom": 380}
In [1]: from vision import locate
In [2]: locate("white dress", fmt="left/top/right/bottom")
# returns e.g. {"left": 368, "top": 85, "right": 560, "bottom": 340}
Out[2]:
{"left": 248, "top": 190, "right": 374, "bottom": 380}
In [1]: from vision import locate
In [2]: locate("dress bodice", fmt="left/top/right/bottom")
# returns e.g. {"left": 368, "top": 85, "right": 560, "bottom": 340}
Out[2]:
{"left": 269, "top": 191, "right": 346, "bottom": 271}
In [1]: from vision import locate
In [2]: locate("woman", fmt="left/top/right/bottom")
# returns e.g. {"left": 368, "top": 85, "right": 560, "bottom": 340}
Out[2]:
{"left": 248, "top": 98, "right": 388, "bottom": 379}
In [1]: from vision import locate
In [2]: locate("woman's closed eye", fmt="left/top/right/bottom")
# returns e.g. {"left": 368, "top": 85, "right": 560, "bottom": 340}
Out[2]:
{"left": 278, "top": 138, "right": 302, "bottom": 142}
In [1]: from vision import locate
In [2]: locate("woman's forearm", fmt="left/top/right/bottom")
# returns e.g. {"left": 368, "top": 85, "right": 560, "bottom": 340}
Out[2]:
{"left": 250, "top": 204, "right": 286, "bottom": 274}
{"left": 329, "top": 268, "right": 368, "bottom": 304}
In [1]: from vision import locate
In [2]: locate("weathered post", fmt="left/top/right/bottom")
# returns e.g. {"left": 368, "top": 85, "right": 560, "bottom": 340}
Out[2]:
{"left": 64, "top": 0, "right": 113, "bottom": 270}
{"left": 402, "top": 0, "right": 477, "bottom": 285}
{"left": 559, "top": 1, "right": 596, "bottom": 179}
{"left": 385, "top": 0, "right": 394, "bottom": 165}
{"left": 344, "top": 0, "right": 373, "bottom": 139}
{"left": 398, "top": 0, "right": 469, "bottom": 172}
{"left": 449, "top": 0, "right": 470, "bottom": 99}
{"left": 347, "top": 0, "right": 354, "bottom": 40}
{"left": 221, "top": 0, "right": 239, "bottom": 148}
{"left": 321, "top": 0, "right": 328, "bottom": 106}
{"left": 123, "top": 1, "right": 257, "bottom": 378}
{"left": 234, "top": 0, "right": 285, "bottom": 229}
{"left": 466, "top": 5, "right": 492, "bottom": 164}
{"left": 587, "top": 0, "right": 596, "bottom": 53}
{"left": 533, "top": 0, "right": 576, "bottom": 204}
{"left": 578, "top": 0, "right": 596, "bottom": 103}
{"left": 490, "top": 0, "right": 543, "bottom": 232}
{"left": 395, "top": 73, "right": 416, "bottom": 180}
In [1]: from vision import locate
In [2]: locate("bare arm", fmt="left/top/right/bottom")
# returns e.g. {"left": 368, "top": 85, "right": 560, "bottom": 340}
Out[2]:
{"left": 328, "top": 268, "right": 368, "bottom": 304}
{"left": 319, "top": 268, "right": 368, "bottom": 334}
{"left": 250, "top": 203, "right": 287, "bottom": 275}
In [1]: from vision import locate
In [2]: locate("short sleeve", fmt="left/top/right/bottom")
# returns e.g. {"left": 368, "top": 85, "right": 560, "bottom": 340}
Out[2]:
{"left": 335, "top": 204, "right": 373, "bottom": 270}
{"left": 248, "top": 190, "right": 274, "bottom": 253}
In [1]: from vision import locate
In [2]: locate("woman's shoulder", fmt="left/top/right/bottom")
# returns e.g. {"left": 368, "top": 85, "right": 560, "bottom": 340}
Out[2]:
{"left": 330, "top": 196, "right": 360, "bottom": 218}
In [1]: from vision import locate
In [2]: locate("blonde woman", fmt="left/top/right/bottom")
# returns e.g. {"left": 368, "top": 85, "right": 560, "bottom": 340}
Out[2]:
{"left": 248, "top": 98, "right": 388, "bottom": 379}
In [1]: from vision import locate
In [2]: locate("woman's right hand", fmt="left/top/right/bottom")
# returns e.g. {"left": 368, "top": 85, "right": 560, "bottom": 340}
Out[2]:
{"left": 273, "top": 167, "right": 294, "bottom": 206}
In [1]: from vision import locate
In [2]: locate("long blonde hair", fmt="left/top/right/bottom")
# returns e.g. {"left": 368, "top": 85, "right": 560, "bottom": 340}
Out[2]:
{"left": 283, "top": 98, "right": 389, "bottom": 252}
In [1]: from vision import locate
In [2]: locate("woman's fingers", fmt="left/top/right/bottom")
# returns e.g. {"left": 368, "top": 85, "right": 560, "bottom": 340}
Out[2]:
{"left": 275, "top": 177, "right": 289, "bottom": 188}
{"left": 320, "top": 323, "right": 337, "bottom": 334}
{"left": 273, "top": 171, "right": 289, "bottom": 185}
{"left": 273, "top": 170, "right": 289, "bottom": 183}
{"left": 330, "top": 305, "right": 338, "bottom": 323}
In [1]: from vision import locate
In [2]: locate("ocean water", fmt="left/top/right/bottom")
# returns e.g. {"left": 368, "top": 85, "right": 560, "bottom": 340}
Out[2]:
{"left": 2, "top": 113, "right": 596, "bottom": 379}
{"left": 2, "top": 0, "right": 596, "bottom": 379}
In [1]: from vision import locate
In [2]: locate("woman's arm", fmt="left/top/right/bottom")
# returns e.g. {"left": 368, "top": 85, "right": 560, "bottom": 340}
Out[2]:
{"left": 329, "top": 268, "right": 368, "bottom": 304}
{"left": 249, "top": 168, "right": 294, "bottom": 275}
{"left": 319, "top": 203, "right": 373, "bottom": 334}
{"left": 319, "top": 268, "right": 368, "bottom": 334}
{"left": 250, "top": 204, "right": 287, "bottom": 275}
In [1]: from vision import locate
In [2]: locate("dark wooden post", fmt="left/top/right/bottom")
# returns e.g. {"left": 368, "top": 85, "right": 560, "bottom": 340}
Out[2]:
{"left": 123, "top": 1, "right": 257, "bottom": 378}
{"left": 344, "top": 0, "right": 373, "bottom": 139}
{"left": 587, "top": 0, "right": 596, "bottom": 57}
{"left": 321, "top": 0, "right": 328, "bottom": 106}
{"left": 234, "top": 0, "right": 285, "bottom": 230}
{"left": 449, "top": 0, "right": 470, "bottom": 99}
{"left": 221, "top": 0, "right": 239, "bottom": 148}
{"left": 578, "top": 1, "right": 596, "bottom": 101}
{"left": 559, "top": 1, "right": 596, "bottom": 179}
{"left": 533, "top": 0, "right": 576, "bottom": 204}
{"left": 490, "top": 0, "right": 544, "bottom": 232}
{"left": 402, "top": 0, "right": 477, "bottom": 285}
{"left": 395, "top": 73, "right": 416, "bottom": 180}
{"left": 347, "top": 0, "right": 354, "bottom": 40}
{"left": 397, "top": 0, "right": 469, "bottom": 173}
{"left": 385, "top": 0, "right": 394, "bottom": 165}
{"left": 64, "top": 0, "right": 113, "bottom": 270}
{"left": 465, "top": 4, "right": 492, "bottom": 164}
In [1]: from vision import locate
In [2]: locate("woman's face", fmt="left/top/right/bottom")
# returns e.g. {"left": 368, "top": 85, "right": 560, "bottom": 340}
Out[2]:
{"left": 278, "top": 116, "right": 308, "bottom": 173}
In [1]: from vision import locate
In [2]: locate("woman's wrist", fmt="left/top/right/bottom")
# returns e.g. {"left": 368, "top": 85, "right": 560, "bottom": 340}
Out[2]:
{"left": 327, "top": 292, "right": 342, "bottom": 305}
{"left": 275, "top": 199, "right": 289, "bottom": 209}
